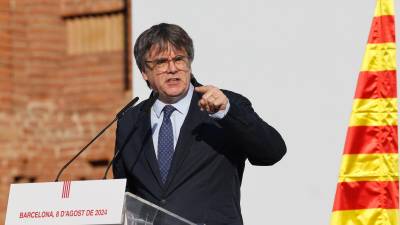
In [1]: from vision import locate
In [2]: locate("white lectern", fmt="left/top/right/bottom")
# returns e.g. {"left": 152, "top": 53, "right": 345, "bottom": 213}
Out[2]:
{"left": 5, "top": 179, "right": 196, "bottom": 225}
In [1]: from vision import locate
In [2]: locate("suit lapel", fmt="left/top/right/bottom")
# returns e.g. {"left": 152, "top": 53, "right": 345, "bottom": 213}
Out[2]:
{"left": 137, "top": 104, "right": 165, "bottom": 188}
{"left": 164, "top": 92, "right": 208, "bottom": 190}
{"left": 137, "top": 91, "right": 209, "bottom": 191}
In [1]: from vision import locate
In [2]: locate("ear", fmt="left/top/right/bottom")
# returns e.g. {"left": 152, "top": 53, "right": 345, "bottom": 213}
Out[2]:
{"left": 142, "top": 72, "right": 149, "bottom": 81}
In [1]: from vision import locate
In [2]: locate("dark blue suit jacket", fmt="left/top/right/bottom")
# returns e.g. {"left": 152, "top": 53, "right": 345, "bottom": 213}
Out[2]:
{"left": 113, "top": 88, "right": 286, "bottom": 225}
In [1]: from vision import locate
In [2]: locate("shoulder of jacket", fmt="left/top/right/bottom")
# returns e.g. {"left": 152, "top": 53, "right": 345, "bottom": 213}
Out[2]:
{"left": 117, "top": 98, "right": 150, "bottom": 125}
{"left": 221, "top": 89, "right": 251, "bottom": 105}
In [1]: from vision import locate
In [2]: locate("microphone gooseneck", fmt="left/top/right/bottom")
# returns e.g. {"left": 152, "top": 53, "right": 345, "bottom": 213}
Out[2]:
{"left": 54, "top": 97, "right": 140, "bottom": 182}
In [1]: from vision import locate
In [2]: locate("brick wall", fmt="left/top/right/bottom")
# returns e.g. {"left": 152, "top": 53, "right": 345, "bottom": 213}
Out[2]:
{"left": 0, "top": 0, "right": 132, "bottom": 222}
{"left": 0, "top": 0, "right": 14, "bottom": 221}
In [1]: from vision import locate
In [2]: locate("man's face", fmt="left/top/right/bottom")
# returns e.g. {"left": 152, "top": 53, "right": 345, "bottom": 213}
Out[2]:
{"left": 143, "top": 44, "right": 191, "bottom": 104}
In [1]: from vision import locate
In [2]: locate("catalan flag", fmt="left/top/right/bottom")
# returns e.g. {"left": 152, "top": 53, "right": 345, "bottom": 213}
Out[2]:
{"left": 330, "top": 0, "right": 399, "bottom": 225}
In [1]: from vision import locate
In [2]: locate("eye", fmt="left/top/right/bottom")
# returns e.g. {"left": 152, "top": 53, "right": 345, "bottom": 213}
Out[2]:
{"left": 154, "top": 58, "right": 168, "bottom": 65}
{"left": 173, "top": 56, "right": 186, "bottom": 62}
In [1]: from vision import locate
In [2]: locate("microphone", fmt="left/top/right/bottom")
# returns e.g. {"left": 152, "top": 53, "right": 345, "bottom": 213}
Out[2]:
{"left": 116, "top": 97, "right": 140, "bottom": 119}
{"left": 103, "top": 92, "right": 159, "bottom": 179}
{"left": 54, "top": 97, "right": 140, "bottom": 182}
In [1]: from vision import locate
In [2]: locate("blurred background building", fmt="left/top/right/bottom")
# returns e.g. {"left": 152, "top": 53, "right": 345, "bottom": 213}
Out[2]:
{"left": 0, "top": 0, "right": 132, "bottom": 222}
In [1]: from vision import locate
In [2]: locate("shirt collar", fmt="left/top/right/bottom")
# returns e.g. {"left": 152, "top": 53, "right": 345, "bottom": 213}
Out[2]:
{"left": 153, "top": 84, "right": 194, "bottom": 118}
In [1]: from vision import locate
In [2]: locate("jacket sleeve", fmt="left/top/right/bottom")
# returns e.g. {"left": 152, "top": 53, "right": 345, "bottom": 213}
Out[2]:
{"left": 218, "top": 91, "right": 287, "bottom": 166}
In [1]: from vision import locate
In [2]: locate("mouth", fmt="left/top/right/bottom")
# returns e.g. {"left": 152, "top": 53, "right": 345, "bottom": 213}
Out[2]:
{"left": 166, "top": 77, "right": 181, "bottom": 84}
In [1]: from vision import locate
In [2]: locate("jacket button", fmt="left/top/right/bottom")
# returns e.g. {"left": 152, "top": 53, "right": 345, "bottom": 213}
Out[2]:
{"left": 160, "top": 199, "right": 167, "bottom": 205}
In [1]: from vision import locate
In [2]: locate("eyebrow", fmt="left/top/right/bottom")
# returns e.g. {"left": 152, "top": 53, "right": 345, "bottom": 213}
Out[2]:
{"left": 150, "top": 55, "right": 186, "bottom": 61}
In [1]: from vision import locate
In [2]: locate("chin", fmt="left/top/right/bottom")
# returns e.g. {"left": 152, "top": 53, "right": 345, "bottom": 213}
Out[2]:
{"left": 166, "top": 91, "right": 185, "bottom": 98}
{"left": 166, "top": 87, "right": 186, "bottom": 96}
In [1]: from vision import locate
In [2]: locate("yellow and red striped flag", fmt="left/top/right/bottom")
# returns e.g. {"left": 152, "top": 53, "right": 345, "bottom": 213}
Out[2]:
{"left": 330, "top": 0, "right": 399, "bottom": 224}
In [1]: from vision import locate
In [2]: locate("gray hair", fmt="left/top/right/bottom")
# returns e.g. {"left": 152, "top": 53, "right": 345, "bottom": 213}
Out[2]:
{"left": 134, "top": 23, "right": 194, "bottom": 73}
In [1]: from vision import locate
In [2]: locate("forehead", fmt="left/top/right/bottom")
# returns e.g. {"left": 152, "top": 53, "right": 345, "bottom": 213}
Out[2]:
{"left": 146, "top": 43, "right": 187, "bottom": 59}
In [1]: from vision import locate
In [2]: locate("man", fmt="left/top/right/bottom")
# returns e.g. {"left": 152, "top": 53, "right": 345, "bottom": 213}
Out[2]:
{"left": 113, "top": 23, "right": 286, "bottom": 225}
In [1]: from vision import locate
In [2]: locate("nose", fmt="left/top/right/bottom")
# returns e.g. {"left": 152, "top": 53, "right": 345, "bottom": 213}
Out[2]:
{"left": 166, "top": 59, "right": 178, "bottom": 73}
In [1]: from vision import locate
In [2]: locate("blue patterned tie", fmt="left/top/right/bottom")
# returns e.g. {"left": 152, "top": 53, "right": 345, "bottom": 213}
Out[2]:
{"left": 158, "top": 105, "right": 176, "bottom": 184}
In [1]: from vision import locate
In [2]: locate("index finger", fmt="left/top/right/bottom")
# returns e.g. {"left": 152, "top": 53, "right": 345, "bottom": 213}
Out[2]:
{"left": 194, "top": 86, "right": 211, "bottom": 94}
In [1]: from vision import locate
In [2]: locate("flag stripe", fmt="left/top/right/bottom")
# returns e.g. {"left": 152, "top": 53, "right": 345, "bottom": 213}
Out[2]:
{"left": 349, "top": 112, "right": 397, "bottom": 126}
{"left": 62, "top": 181, "right": 66, "bottom": 198}
{"left": 344, "top": 126, "right": 398, "bottom": 154}
{"left": 339, "top": 153, "right": 399, "bottom": 182}
{"left": 352, "top": 98, "right": 397, "bottom": 113}
{"left": 62, "top": 182, "right": 64, "bottom": 198}
{"left": 374, "top": 0, "right": 395, "bottom": 17}
{"left": 368, "top": 15, "right": 396, "bottom": 44}
{"left": 355, "top": 71, "right": 397, "bottom": 99}
{"left": 69, "top": 181, "right": 71, "bottom": 197}
{"left": 361, "top": 43, "right": 396, "bottom": 72}
{"left": 66, "top": 181, "right": 70, "bottom": 198}
{"left": 330, "top": 208, "right": 399, "bottom": 225}
{"left": 333, "top": 181, "right": 399, "bottom": 210}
